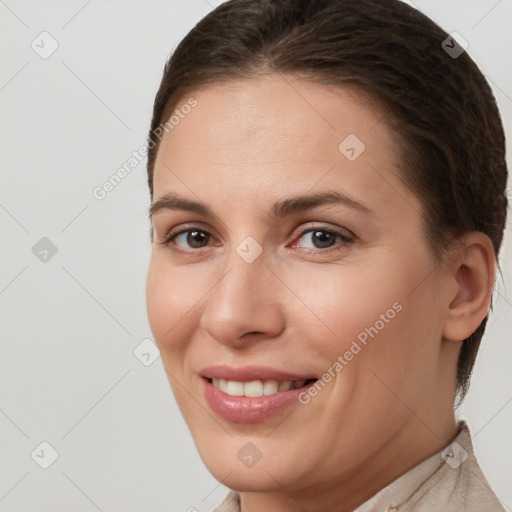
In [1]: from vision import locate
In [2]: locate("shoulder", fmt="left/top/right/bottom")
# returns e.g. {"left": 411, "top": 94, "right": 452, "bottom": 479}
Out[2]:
{"left": 461, "top": 455, "right": 506, "bottom": 511}
{"left": 404, "top": 421, "right": 506, "bottom": 511}
{"left": 211, "top": 490, "right": 240, "bottom": 512}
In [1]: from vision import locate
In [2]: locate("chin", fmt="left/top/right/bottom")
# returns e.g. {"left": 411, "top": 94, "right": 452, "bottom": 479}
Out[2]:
{"left": 197, "top": 431, "right": 317, "bottom": 494}
{"left": 205, "top": 458, "right": 296, "bottom": 492}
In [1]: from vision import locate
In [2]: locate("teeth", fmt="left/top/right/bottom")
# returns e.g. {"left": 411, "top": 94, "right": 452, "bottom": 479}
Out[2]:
{"left": 263, "top": 380, "right": 279, "bottom": 395}
{"left": 226, "top": 380, "right": 244, "bottom": 396}
{"left": 219, "top": 378, "right": 227, "bottom": 392}
{"left": 210, "top": 378, "right": 309, "bottom": 397}
{"left": 244, "top": 380, "right": 263, "bottom": 397}
{"left": 278, "top": 381, "right": 293, "bottom": 391}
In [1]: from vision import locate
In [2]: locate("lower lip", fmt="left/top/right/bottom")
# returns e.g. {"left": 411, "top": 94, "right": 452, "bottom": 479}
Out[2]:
{"left": 202, "top": 378, "right": 313, "bottom": 424}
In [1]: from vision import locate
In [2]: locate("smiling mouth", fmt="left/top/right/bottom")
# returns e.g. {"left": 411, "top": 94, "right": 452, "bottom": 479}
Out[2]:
{"left": 205, "top": 377, "right": 317, "bottom": 397}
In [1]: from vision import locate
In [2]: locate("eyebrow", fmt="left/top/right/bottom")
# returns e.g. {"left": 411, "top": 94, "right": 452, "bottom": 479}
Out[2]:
{"left": 148, "top": 190, "right": 373, "bottom": 220}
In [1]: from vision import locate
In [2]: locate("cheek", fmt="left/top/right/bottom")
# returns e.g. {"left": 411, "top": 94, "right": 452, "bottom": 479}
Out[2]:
{"left": 146, "top": 256, "right": 201, "bottom": 354}
{"left": 289, "top": 265, "right": 405, "bottom": 357}
{"left": 292, "top": 256, "right": 440, "bottom": 379}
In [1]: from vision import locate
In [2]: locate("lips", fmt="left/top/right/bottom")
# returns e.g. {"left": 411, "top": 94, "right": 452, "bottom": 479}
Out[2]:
{"left": 200, "top": 365, "right": 318, "bottom": 423}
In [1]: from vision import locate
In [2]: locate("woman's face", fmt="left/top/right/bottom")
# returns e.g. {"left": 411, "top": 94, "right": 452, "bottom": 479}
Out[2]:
{"left": 146, "top": 75, "right": 456, "bottom": 494}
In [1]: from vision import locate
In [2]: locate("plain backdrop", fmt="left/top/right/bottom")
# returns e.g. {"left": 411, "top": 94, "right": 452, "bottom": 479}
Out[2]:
{"left": 0, "top": 1, "right": 511, "bottom": 510}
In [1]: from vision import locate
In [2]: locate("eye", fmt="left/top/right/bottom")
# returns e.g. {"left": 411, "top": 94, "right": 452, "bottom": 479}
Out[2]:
{"left": 292, "top": 226, "right": 353, "bottom": 251}
{"left": 159, "top": 227, "right": 213, "bottom": 251}
{"left": 157, "top": 224, "right": 354, "bottom": 254}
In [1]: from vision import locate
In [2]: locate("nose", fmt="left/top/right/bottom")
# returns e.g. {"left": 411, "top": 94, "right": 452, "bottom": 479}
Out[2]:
{"left": 198, "top": 245, "right": 285, "bottom": 347}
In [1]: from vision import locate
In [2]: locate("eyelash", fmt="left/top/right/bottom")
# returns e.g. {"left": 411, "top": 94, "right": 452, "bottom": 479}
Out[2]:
{"left": 158, "top": 225, "right": 354, "bottom": 255}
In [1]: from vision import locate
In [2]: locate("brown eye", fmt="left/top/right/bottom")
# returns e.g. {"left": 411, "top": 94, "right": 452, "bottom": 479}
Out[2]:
{"left": 294, "top": 227, "right": 353, "bottom": 251}
{"left": 161, "top": 228, "right": 212, "bottom": 249}
{"left": 309, "top": 230, "right": 338, "bottom": 249}
{"left": 182, "top": 230, "right": 210, "bottom": 248}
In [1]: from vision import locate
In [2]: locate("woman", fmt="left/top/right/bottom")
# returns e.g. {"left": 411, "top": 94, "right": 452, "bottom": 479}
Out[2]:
{"left": 145, "top": 0, "right": 508, "bottom": 510}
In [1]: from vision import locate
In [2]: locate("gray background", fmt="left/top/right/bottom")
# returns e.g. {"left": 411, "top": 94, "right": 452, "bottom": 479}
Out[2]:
{"left": 0, "top": 0, "right": 511, "bottom": 510}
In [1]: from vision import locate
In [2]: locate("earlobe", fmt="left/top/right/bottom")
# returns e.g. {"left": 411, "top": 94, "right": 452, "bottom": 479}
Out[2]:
{"left": 442, "top": 232, "right": 496, "bottom": 342}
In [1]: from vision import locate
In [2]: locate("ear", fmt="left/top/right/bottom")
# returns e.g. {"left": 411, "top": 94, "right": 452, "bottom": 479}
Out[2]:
{"left": 443, "top": 232, "right": 496, "bottom": 342}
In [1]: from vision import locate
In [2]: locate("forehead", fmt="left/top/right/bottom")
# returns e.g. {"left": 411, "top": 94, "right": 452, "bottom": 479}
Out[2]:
{"left": 152, "top": 74, "right": 420, "bottom": 219}
{"left": 157, "top": 75, "right": 390, "bottom": 160}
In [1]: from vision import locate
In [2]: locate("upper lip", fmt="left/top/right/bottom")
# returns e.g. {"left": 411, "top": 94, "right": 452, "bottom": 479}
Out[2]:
{"left": 200, "top": 365, "right": 316, "bottom": 382}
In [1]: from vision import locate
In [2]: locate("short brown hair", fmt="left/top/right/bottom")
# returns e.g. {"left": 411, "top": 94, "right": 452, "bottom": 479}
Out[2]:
{"left": 146, "top": 0, "right": 508, "bottom": 401}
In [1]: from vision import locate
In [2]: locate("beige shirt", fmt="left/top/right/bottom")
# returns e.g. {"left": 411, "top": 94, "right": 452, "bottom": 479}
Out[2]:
{"left": 212, "top": 421, "right": 506, "bottom": 511}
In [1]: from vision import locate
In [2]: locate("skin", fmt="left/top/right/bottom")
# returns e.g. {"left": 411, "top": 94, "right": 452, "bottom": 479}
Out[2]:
{"left": 146, "top": 74, "right": 495, "bottom": 512}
